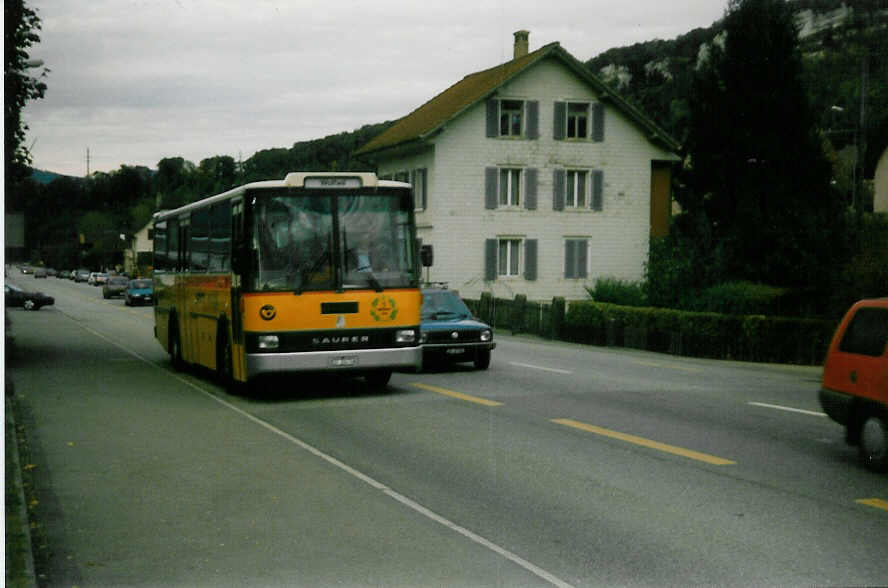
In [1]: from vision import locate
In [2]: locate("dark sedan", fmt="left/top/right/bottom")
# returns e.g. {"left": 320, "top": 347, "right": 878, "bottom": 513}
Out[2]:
{"left": 420, "top": 287, "right": 495, "bottom": 370}
{"left": 5, "top": 283, "right": 54, "bottom": 311}
{"left": 102, "top": 276, "right": 130, "bottom": 299}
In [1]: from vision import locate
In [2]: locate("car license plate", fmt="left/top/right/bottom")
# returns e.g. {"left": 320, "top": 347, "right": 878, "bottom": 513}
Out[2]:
{"left": 446, "top": 348, "right": 465, "bottom": 355}
{"left": 330, "top": 355, "right": 358, "bottom": 367}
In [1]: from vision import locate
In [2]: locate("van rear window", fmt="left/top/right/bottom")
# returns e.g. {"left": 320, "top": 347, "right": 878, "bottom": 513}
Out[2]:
{"left": 839, "top": 307, "right": 888, "bottom": 357}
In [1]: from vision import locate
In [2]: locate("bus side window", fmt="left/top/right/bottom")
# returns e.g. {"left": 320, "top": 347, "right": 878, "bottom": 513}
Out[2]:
{"left": 209, "top": 201, "right": 232, "bottom": 272}
{"left": 191, "top": 208, "right": 210, "bottom": 272}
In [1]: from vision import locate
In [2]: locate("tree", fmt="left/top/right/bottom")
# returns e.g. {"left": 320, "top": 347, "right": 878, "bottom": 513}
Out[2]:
{"left": 678, "top": 0, "right": 844, "bottom": 288}
{"left": 4, "top": 0, "right": 47, "bottom": 188}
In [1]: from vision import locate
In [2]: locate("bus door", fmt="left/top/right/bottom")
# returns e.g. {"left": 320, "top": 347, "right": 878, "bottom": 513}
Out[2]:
{"left": 177, "top": 216, "right": 194, "bottom": 363}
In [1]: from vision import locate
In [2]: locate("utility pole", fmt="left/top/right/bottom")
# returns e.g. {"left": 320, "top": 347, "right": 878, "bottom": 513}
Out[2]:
{"left": 86, "top": 147, "right": 90, "bottom": 177}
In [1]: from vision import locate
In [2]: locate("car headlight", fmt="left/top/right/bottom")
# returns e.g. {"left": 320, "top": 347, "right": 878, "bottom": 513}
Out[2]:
{"left": 396, "top": 329, "right": 417, "bottom": 344}
{"left": 258, "top": 335, "right": 279, "bottom": 350}
{"left": 480, "top": 329, "right": 492, "bottom": 342}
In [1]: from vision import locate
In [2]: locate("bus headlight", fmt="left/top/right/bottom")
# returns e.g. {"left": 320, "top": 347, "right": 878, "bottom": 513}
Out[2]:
{"left": 258, "top": 335, "right": 279, "bottom": 350}
{"left": 480, "top": 329, "right": 492, "bottom": 342}
{"left": 396, "top": 329, "right": 417, "bottom": 344}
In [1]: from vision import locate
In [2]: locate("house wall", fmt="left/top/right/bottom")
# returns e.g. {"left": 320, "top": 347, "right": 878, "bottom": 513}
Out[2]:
{"left": 875, "top": 146, "right": 888, "bottom": 214}
{"left": 380, "top": 56, "right": 677, "bottom": 301}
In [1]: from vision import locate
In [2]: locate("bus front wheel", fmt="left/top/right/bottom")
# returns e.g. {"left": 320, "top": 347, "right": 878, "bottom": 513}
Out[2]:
{"left": 216, "top": 325, "right": 236, "bottom": 391}
{"left": 365, "top": 370, "right": 391, "bottom": 389}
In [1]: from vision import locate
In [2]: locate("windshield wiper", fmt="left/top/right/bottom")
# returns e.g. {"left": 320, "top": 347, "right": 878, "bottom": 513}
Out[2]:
{"left": 293, "top": 249, "right": 329, "bottom": 295}
{"left": 365, "top": 271, "right": 384, "bottom": 292}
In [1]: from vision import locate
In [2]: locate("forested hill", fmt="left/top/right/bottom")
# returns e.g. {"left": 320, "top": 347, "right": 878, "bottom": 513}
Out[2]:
{"left": 585, "top": 0, "right": 887, "bottom": 175}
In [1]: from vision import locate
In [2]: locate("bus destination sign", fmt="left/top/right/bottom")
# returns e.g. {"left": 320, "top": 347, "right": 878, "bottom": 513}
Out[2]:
{"left": 305, "top": 176, "right": 362, "bottom": 189}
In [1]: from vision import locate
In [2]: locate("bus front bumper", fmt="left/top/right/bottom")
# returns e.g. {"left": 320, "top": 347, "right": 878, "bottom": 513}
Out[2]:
{"left": 246, "top": 345, "right": 422, "bottom": 378}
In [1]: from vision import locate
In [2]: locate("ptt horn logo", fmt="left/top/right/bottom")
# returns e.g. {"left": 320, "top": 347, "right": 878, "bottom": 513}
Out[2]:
{"left": 259, "top": 304, "right": 276, "bottom": 321}
{"left": 370, "top": 296, "right": 398, "bottom": 322}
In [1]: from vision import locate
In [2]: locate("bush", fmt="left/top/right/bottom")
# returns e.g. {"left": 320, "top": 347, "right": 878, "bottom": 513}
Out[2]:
{"left": 688, "top": 281, "right": 787, "bottom": 315}
{"left": 588, "top": 277, "right": 647, "bottom": 307}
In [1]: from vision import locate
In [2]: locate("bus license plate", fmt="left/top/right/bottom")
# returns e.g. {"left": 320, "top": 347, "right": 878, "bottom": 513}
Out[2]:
{"left": 330, "top": 355, "right": 358, "bottom": 368}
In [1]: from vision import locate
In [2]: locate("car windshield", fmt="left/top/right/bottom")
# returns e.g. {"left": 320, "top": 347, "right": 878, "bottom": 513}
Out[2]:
{"left": 130, "top": 279, "right": 152, "bottom": 289}
{"left": 422, "top": 290, "right": 472, "bottom": 320}
{"left": 110, "top": 277, "right": 129, "bottom": 285}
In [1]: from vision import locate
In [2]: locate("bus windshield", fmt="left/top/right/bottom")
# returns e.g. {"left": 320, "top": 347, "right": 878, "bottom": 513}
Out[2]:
{"left": 250, "top": 190, "right": 418, "bottom": 292}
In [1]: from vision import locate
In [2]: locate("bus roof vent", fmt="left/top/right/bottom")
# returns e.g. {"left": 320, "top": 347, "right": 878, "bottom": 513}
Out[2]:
{"left": 284, "top": 172, "right": 378, "bottom": 188}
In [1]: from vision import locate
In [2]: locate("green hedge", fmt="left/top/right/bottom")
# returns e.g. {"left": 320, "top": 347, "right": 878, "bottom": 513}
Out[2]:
{"left": 464, "top": 294, "right": 835, "bottom": 365}
{"left": 564, "top": 300, "right": 836, "bottom": 364}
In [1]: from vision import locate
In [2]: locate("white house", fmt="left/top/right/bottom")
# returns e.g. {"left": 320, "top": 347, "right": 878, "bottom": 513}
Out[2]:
{"left": 356, "top": 31, "right": 680, "bottom": 301}
{"left": 123, "top": 220, "right": 153, "bottom": 277}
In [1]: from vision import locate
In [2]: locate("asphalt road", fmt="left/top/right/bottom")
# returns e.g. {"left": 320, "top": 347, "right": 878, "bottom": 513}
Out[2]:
{"left": 6, "top": 273, "right": 888, "bottom": 587}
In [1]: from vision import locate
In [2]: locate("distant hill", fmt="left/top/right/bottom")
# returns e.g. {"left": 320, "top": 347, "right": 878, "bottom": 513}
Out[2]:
{"left": 585, "top": 0, "right": 887, "bottom": 175}
{"left": 29, "top": 168, "right": 79, "bottom": 184}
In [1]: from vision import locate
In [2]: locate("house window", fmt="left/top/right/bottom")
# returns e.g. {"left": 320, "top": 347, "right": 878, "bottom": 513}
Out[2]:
{"left": 566, "top": 170, "right": 587, "bottom": 208}
{"left": 498, "top": 238, "right": 521, "bottom": 276}
{"left": 499, "top": 168, "right": 522, "bottom": 207}
{"left": 567, "top": 103, "right": 589, "bottom": 139}
{"left": 553, "top": 169, "right": 604, "bottom": 211}
{"left": 565, "top": 239, "right": 588, "bottom": 279}
{"left": 500, "top": 100, "right": 523, "bottom": 137}
{"left": 411, "top": 168, "right": 427, "bottom": 211}
{"left": 554, "top": 101, "right": 604, "bottom": 141}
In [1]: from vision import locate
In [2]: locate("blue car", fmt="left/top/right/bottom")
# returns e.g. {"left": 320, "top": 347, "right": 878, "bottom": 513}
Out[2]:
{"left": 420, "top": 287, "right": 495, "bottom": 370}
{"left": 124, "top": 278, "right": 154, "bottom": 306}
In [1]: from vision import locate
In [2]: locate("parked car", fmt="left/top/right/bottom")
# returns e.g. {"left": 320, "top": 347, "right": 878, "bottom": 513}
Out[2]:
{"left": 5, "top": 283, "right": 54, "bottom": 311}
{"left": 74, "top": 268, "right": 91, "bottom": 282}
{"left": 102, "top": 276, "right": 130, "bottom": 299}
{"left": 819, "top": 298, "right": 888, "bottom": 472}
{"left": 88, "top": 272, "right": 109, "bottom": 286}
{"left": 33, "top": 267, "right": 47, "bottom": 278}
{"left": 124, "top": 278, "right": 154, "bottom": 306}
{"left": 420, "top": 287, "right": 495, "bottom": 370}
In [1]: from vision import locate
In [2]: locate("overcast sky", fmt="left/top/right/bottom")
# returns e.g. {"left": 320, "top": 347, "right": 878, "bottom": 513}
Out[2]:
{"left": 23, "top": 0, "right": 727, "bottom": 177}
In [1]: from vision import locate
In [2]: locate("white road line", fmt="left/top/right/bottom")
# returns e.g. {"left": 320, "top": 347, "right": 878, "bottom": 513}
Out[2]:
{"left": 69, "top": 316, "right": 574, "bottom": 588}
{"left": 748, "top": 402, "right": 826, "bottom": 417}
{"left": 509, "top": 362, "right": 573, "bottom": 375}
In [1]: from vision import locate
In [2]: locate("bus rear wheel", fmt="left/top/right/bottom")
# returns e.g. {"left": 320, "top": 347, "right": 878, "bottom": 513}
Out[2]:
{"left": 169, "top": 319, "right": 184, "bottom": 370}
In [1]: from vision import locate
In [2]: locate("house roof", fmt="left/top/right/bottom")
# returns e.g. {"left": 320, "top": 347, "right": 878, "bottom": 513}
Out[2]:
{"left": 355, "top": 42, "right": 681, "bottom": 158}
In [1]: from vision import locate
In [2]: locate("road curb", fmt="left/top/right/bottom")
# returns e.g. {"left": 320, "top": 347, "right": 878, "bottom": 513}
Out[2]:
{"left": 5, "top": 378, "right": 38, "bottom": 588}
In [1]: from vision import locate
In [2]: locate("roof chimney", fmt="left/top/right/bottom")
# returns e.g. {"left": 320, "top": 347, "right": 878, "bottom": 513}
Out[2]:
{"left": 513, "top": 30, "right": 529, "bottom": 59}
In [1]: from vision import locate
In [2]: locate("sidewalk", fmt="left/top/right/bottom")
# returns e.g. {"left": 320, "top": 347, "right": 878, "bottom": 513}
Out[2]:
{"left": 5, "top": 375, "right": 37, "bottom": 588}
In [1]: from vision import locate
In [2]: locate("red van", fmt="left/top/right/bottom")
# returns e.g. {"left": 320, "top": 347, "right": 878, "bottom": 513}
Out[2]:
{"left": 819, "top": 298, "right": 888, "bottom": 472}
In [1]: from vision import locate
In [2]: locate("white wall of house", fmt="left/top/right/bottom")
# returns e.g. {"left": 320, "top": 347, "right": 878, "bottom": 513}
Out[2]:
{"left": 379, "top": 57, "right": 677, "bottom": 301}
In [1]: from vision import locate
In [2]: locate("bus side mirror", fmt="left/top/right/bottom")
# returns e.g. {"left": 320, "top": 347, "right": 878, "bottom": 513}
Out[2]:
{"left": 420, "top": 244, "right": 434, "bottom": 267}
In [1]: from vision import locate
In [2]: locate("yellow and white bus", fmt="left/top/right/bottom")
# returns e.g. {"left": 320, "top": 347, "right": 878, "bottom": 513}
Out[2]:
{"left": 152, "top": 172, "right": 422, "bottom": 388}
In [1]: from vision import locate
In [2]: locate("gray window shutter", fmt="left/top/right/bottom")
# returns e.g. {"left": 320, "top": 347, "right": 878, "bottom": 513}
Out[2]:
{"left": 592, "top": 103, "right": 604, "bottom": 142}
{"left": 565, "top": 240, "right": 576, "bottom": 278}
{"left": 485, "top": 167, "right": 498, "bottom": 209}
{"left": 578, "top": 239, "right": 588, "bottom": 278}
{"left": 553, "top": 169, "right": 565, "bottom": 211}
{"left": 526, "top": 101, "right": 539, "bottom": 139}
{"left": 591, "top": 170, "right": 603, "bottom": 211}
{"left": 484, "top": 239, "right": 497, "bottom": 281}
{"left": 486, "top": 99, "right": 499, "bottom": 138}
{"left": 420, "top": 168, "right": 428, "bottom": 210}
{"left": 553, "top": 101, "right": 566, "bottom": 140}
{"left": 524, "top": 239, "right": 537, "bottom": 281}
{"left": 525, "top": 168, "right": 537, "bottom": 210}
